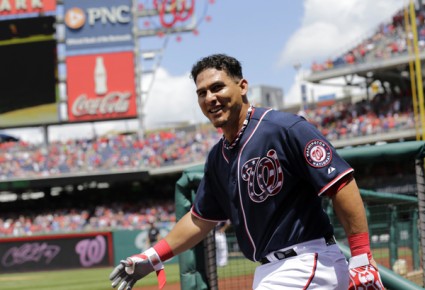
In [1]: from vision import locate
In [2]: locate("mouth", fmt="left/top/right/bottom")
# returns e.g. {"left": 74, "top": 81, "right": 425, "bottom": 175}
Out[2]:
{"left": 208, "top": 106, "right": 223, "bottom": 114}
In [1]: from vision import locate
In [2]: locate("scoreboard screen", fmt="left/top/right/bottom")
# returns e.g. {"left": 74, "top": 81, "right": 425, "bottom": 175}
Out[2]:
{"left": 0, "top": 16, "right": 58, "bottom": 127}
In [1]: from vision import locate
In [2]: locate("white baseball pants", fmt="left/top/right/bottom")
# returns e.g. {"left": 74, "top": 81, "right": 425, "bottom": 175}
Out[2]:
{"left": 253, "top": 237, "right": 349, "bottom": 289}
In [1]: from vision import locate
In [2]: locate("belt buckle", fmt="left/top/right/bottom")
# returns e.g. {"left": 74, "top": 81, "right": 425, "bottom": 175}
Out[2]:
{"left": 274, "top": 248, "right": 297, "bottom": 260}
{"left": 260, "top": 248, "right": 297, "bottom": 265}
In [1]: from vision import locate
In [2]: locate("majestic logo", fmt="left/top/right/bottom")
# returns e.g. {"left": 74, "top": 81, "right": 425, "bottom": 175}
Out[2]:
{"left": 241, "top": 149, "right": 284, "bottom": 203}
{"left": 304, "top": 139, "right": 332, "bottom": 168}
{"left": 65, "top": 7, "right": 86, "bottom": 29}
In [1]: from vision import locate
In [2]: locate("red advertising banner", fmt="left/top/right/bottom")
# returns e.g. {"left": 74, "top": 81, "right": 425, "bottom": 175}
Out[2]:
{"left": 66, "top": 51, "right": 137, "bottom": 122}
{"left": 0, "top": 0, "right": 56, "bottom": 16}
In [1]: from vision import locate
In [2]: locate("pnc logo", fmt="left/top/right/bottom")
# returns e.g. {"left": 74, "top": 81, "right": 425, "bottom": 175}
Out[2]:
{"left": 65, "top": 7, "right": 85, "bottom": 29}
{"left": 65, "top": 5, "right": 131, "bottom": 29}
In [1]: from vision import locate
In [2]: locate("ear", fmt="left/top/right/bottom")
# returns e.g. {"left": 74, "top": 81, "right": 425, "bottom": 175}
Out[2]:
{"left": 239, "top": 78, "right": 248, "bottom": 95}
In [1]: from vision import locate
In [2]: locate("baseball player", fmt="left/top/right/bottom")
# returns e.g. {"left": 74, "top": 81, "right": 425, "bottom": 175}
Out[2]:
{"left": 109, "top": 54, "right": 384, "bottom": 289}
{"left": 147, "top": 221, "right": 161, "bottom": 246}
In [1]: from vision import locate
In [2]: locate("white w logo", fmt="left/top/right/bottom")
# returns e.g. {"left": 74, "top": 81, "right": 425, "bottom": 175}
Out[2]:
{"left": 241, "top": 149, "right": 284, "bottom": 203}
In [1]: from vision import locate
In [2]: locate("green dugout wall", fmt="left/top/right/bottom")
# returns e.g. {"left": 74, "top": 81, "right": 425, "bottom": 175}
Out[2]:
{"left": 175, "top": 166, "right": 215, "bottom": 290}
{"left": 175, "top": 141, "right": 425, "bottom": 289}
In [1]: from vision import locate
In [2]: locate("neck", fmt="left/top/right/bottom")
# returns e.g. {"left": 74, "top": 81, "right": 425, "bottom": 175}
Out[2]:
{"left": 222, "top": 104, "right": 252, "bottom": 146}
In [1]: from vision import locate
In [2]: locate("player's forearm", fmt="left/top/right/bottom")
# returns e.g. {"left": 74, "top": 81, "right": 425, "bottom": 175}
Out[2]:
{"left": 331, "top": 178, "right": 369, "bottom": 235}
{"left": 163, "top": 212, "right": 217, "bottom": 256}
{"left": 332, "top": 178, "right": 377, "bottom": 263}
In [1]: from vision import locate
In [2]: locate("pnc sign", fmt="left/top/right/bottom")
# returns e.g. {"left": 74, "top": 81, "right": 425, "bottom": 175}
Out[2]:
{"left": 64, "top": 0, "right": 133, "bottom": 51}
{"left": 64, "top": 5, "right": 131, "bottom": 29}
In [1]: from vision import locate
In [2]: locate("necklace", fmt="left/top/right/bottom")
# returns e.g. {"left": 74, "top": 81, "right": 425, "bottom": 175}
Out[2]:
{"left": 223, "top": 106, "right": 253, "bottom": 150}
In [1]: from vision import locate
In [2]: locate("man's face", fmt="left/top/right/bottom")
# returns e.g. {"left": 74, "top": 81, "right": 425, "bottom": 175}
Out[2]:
{"left": 195, "top": 68, "right": 247, "bottom": 129}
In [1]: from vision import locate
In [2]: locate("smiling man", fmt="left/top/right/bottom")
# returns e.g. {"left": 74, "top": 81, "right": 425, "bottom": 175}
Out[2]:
{"left": 109, "top": 54, "right": 383, "bottom": 290}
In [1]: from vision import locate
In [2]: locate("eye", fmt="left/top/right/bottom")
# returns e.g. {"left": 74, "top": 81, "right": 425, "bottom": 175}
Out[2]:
{"left": 197, "top": 90, "right": 206, "bottom": 98}
{"left": 211, "top": 84, "right": 224, "bottom": 93}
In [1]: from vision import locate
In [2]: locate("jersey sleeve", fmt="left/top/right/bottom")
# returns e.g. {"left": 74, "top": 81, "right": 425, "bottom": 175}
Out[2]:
{"left": 286, "top": 118, "right": 354, "bottom": 196}
{"left": 191, "top": 160, "right": 227, "bottom": 222}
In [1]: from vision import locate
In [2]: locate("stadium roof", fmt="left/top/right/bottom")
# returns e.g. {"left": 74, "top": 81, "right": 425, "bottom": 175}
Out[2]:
{"left": 304, "top": 52, "right": 422, "bottom": 86}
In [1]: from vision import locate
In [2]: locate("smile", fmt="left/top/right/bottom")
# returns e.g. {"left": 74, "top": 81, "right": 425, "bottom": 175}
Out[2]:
{"left": 209, "top": 107, "right": 222, "bottom": 114}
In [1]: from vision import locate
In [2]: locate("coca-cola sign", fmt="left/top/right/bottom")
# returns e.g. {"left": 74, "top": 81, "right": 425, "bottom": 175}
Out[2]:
{"left": 66, "top": 51, "right": 137, "bottom": 122}
{"left": 72, "top": 92, "right": 131, "bottom": 116}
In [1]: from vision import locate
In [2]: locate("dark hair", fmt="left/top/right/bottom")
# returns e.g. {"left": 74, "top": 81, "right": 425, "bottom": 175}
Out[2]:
{"left": 190, "top": 54, "right": 243, "bottom": 83}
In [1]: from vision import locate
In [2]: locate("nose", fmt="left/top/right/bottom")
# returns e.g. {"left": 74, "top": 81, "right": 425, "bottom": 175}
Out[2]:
{"left": 205, "top": 90, "right": 217, "bottom": 104}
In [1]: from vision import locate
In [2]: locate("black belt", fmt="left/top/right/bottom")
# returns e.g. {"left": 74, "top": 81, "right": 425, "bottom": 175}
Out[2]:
{"left": 260, "top": 235, "right": 336, "bottom": 265}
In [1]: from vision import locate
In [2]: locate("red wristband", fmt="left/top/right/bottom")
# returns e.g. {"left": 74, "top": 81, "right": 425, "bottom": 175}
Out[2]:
{"left": 348, "top": 232, "right": 372, "bottom": 260}
{"left": 153, "top": 239, "right": 174, "bottom": 262}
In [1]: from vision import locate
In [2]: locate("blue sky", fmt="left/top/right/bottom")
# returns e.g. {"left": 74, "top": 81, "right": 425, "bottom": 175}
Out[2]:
{"left": 5, "top": 0, "right": 407, "bottom": 142}
{"left": 156, "top": 0, "right": 304, "bottom": 89}
{"left": 141, "top": 0, "right": 406, "bottom": 126}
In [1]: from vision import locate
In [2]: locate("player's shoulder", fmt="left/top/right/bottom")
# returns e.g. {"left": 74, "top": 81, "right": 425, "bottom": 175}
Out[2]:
{"left": 252, "top": 107, "right": 306, "bottom": 128}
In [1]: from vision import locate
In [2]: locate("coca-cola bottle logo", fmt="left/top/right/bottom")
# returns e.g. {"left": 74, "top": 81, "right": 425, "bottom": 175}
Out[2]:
{"left": 75, "top": 235, "right": 106, "bottom": 267}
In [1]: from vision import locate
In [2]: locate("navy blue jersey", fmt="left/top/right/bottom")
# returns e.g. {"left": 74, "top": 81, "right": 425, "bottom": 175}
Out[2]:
{"left": 191, "top": 107, "right": 353, "bottom": 262}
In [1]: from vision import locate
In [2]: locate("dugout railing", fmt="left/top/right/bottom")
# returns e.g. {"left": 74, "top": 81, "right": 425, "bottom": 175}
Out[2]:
{"left": 174, "top": 141, "right": 425, "bottom": 289}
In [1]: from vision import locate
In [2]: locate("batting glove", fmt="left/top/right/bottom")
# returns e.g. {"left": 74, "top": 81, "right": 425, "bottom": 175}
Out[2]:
{"left": 348, "top": 253, "right": 384, "bottom": 290}
{"left": 109, "top": 248, "right": 166, "bottom": 290}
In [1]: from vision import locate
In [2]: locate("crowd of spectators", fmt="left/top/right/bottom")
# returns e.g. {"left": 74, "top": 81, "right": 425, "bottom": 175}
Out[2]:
{"left": 0, "top": 90, "right": 416, "bottom": 238}
{"left": 299, "top": 91, "right": 415, "bottom": 141}
{"left": 311, "top": 7, "right": 425, "bottom": 72}
{"left": 0, "top": 127, "right": 221, "bottom": 180}
{"left": 0, "top": 90, "right": 417, "bottom": 181}
{"left": 0, "top": 199, "right": 176, "bottom": 237}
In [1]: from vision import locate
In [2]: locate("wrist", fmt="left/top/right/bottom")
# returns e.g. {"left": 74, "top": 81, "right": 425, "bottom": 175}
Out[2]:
{"left": 348, "top": 232, "right": 372, "bottom": 260}
{"left": 153, "top": 239, "right": 174, "bottom": 262}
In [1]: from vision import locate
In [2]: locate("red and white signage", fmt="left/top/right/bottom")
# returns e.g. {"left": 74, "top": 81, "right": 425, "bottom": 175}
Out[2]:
{"left": 0, "top": 0, "right": 56, "bottom": 17}
{"left": 66, "top": 51, "right": 137, "bottom": 122}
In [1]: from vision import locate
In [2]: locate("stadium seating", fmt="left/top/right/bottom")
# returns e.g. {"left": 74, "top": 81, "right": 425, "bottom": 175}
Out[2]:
{"left": 0, "top": 199, "right": 176, "bottom": 237}
{"left": 311, "top": 8, "right": 425, "bottom": 72}
{"left": 0, "top": 129, "right": 221, "bottom": 179}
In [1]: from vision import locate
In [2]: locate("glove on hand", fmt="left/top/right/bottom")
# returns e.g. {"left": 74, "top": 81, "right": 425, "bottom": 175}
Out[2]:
{"left": 348, "top": 253, "right": 384, "bottom": 290}
{"left": 109, "top": 248, "right": 166, "bottom": 290}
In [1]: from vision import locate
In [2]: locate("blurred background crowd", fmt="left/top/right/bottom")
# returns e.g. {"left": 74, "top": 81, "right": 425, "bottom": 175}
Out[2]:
{"left": 0, "top": 199, "right": 175, "bottom": 237}
{"left": 0, "top": 90, "right": 415, "bottom": 181}
{"left": 0, "top": 128, "right": 221, "bottom": 179}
